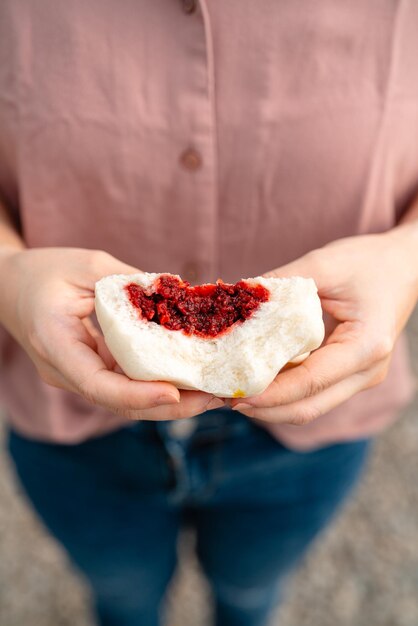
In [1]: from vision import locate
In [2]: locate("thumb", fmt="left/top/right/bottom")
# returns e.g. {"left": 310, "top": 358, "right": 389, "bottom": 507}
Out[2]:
{"left": 263, "top": 251, "right": 345, "bottom": 325}
{"left": 262, "top": 249, "right": 334, "bottom": 307}
{"left": 90, "top": 251, "right": 143, "bottom": 283}
{"left": 263, "top": 250, "right": 320, "bottom": 281}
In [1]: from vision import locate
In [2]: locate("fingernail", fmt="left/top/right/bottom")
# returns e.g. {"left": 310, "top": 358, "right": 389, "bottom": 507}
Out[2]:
{"left": 156, "top": 394, "right": 180, "bottom": 406}
{"left": 206, "top": 397, "right": 225, "bottom": 411}
{"left": 232, "top": 403, "right": 252, "bottom": 411}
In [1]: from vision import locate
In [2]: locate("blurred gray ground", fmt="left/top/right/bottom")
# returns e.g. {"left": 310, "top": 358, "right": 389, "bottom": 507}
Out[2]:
{"left": 0, "top": 308, "right": 417, "bottom": 626}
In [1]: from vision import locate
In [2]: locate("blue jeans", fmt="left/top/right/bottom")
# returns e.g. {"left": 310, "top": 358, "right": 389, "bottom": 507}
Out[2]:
{"left": 7, "top": 408, "right": 370, "bottom": 626}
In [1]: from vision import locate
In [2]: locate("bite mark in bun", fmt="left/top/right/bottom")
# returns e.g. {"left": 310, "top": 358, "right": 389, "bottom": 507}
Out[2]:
{"left": 125, "top": 274, "right": 270, "bottom": 338}
{"left": 95, "top": 272, "right": 324, "bottom": 398}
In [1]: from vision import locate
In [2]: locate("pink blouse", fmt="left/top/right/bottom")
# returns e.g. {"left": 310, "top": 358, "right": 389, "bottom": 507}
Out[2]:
{"left": 0, "top": 0, "right": 416, "bottom": 449}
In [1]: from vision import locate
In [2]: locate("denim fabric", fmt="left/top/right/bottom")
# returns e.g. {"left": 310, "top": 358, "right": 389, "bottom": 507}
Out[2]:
{"left": 7, "top": 408, "right": 370, "bottom": 626}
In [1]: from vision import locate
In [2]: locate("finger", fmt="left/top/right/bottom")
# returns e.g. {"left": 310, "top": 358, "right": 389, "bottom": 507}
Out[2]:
{"left": 120, "top": 390, "right": 224, "bottom": 421}
{"left": 47, "top": 318, "right": 181, "bottom": 410}
{"left": 84, "top": 250, "right": 142, "bottom": 286}
{"left": 81, "top": 316, "right": 117, "bottom": 370}
{"left": 81, "top": 316, "right": 101, "bottom": 339}
{"left": 35, "top": 360, "right": 79, "bottom": 393}
{"left": 263, "top": 251, "right": 321, "bottom": 281}
{"left": 231, "top": 326, "right": 370, "bottom": 409}
{"left": 96, "top": 334, "right": 118, "bottom": 371}
{"left": 262, "top": 251, "right": 344, "bottom": 310}
{"left": 66, "top": 252, "right": 143, "bottom": 318}
{"left": 92, "top": 252, "right": 141, "bottom": 279}
{"left": 233, "top": 370, "right": 368, "bottom": 425}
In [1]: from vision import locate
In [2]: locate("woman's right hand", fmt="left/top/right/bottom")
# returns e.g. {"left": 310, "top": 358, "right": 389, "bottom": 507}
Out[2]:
{"left": 0, "top": 247, "right": 222, "bottom": 421}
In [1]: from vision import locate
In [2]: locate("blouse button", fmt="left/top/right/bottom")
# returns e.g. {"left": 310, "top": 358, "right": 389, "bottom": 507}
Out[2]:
{"left": 182, "top": 261, "right": 200, "bottom": 284}
{"left": 182, "top": 0, "right": 197, "bottom": 14}
{"left": 179, "top": 148, "right": 202, "bottom": 171}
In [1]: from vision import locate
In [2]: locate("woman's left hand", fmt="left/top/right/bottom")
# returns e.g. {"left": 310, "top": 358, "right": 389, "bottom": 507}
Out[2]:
{"left": 230, "top": 229, "right": 418, "bottom": 425}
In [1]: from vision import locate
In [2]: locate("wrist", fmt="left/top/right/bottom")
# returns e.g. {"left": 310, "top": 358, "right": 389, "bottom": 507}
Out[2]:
{"left": 0, "top": 245, "right": 26, "bottom": 303}
{"left": 0, "top": 243, "right": 25, "bottom": 271}
{"left": 386, "top": 220, "right": 418, "bottom": 301}
{"left": 0, "top": 242, "right": 25, "bottom": 257}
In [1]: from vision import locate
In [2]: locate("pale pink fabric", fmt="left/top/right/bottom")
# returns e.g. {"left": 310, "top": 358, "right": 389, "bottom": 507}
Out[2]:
{"left": 0, "top": 0, "right": 417, "bottom": 448}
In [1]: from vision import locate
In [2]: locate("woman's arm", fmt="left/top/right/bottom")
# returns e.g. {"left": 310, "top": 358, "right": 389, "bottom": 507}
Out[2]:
{"left": 231, "top": 195, "right": 418, "bottom": 423}
{"left": 0, "top": 201, "right": 220, "bottom": 435}
{"left": 391, "top": 193, "right": 418, "bottom": 276}
{"left": 0, "top": 200, "right": 25, "bottom": 254}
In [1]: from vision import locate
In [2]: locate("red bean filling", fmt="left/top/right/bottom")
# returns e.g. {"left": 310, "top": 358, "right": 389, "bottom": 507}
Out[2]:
{"left": 125, "top": 274, "right": 270, "bottom": 338}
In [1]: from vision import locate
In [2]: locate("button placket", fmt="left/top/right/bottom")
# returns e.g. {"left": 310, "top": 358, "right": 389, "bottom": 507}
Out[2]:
{"left": 176, "top": 0, "right": 218, "bottom": 284}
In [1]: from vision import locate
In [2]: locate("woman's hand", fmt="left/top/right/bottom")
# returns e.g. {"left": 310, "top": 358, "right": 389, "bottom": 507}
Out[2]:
{"left": 230, "top": 229, "right": 418, "bottom": 425}
{"left": 0, "top": 247, "right": 221, "bottom": 421}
